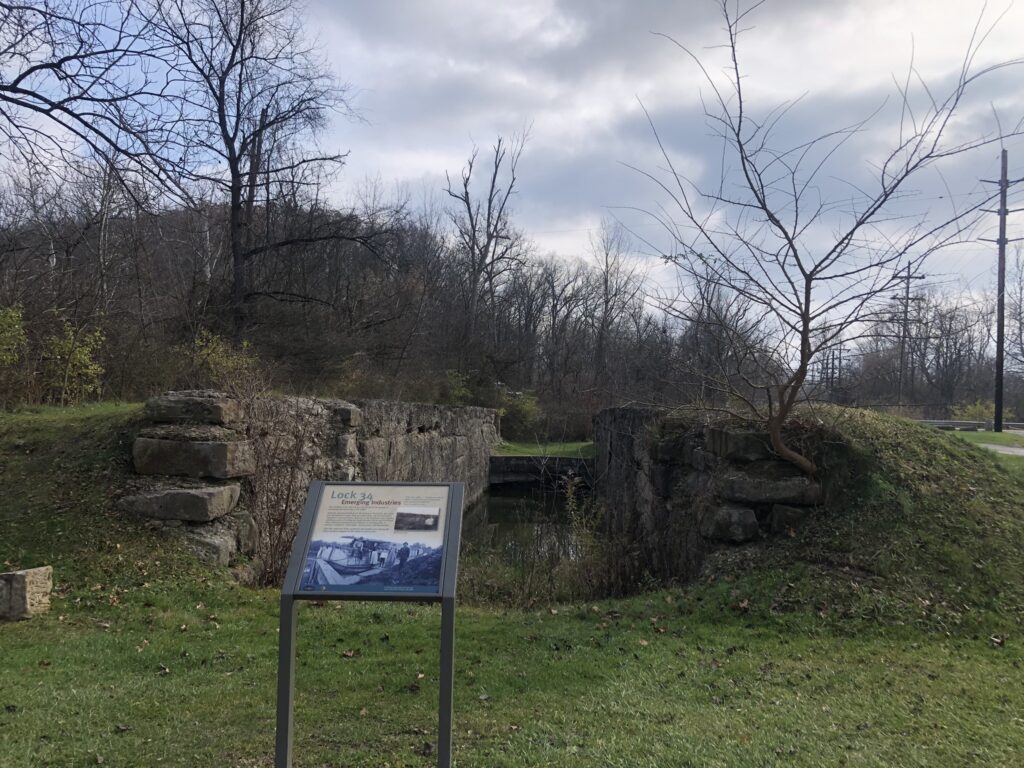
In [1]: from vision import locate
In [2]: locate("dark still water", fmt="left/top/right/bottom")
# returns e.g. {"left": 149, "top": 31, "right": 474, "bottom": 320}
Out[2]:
{"left": 462, "top": 484, "right": 588, "bottom": 563}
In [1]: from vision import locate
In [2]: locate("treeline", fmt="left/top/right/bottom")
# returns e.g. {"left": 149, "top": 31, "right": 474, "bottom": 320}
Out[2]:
{"left": 811, "top": 288, "right": 1024, "bottom": 420}
{"left": 2, "top": 161, "right": 1022, "bottom": 430}
{"left": 0, "top": 157, "right": 685, "bottom": 436}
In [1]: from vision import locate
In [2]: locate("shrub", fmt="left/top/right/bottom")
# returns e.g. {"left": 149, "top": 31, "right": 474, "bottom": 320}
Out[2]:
{"left": 0, "top": 306, "right": 26, "bottom": 366}
{"left": 41, "top": 322, "right": 105, "bottom": 405}
{"left": 174, "top": 330, "right": 262, "bottom": 392}
{"left": 500, "top": 390, "right": 543, "bottom": 440}
{"left": 439, "top": 369, "right": 472, "bottom": 406}
{"left": 950, "top": 400, "right": 998, "bottom": 423}
{"left": 0, "top": 306, "right": 28, "bottom": 409}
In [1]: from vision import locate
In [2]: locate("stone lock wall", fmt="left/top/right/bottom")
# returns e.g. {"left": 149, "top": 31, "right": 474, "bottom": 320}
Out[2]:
{"left": 594, "top": 408, "right": 823, "bottom": 583}
{"left": 121, "top": 391, "right": 498, "bottom": 567}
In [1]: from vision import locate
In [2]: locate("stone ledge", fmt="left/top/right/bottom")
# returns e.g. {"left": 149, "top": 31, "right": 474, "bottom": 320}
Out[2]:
{"left": 718, "top": 471, "right": 822, "bottom": 505}
{"left": 705, "top": 426, "right": 774, "bottom": 462}
{"left": 119, "top": 483, "right": 241, "bottom": 521}
{"left": 701, "top": 504, "right": 760, "bottom": 543}
{"left": 151, "top": 511, "right": 257, "bottom": 567}
{"left": 138, "top": 424, "right": 243, "bottom": 442}
{"left": 133, "top": 437, "right": 255, "bottom": 479}
{"left": 145, "top": 391, "right": 240, "bottom": 425}
{"left": 0, "top": 566, "right": 52, "bottom": 621}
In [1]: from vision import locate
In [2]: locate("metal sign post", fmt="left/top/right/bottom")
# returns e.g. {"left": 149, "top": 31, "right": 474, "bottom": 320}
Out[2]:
{"left": 274, "top": 481, "right": 465, "bottom": 768}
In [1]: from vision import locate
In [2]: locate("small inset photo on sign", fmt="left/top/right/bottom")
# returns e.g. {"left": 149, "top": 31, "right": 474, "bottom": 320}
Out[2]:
{"left": 394, "top": 506, "right": 441, "bottom": 531}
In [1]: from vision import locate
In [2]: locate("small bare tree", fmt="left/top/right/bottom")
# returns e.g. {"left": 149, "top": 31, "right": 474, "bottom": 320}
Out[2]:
{"left": 637, "top": 1, "right": 1022, "bottom": 473}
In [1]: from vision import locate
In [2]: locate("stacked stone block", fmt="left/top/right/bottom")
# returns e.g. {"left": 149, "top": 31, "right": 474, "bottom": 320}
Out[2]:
{"left": 594, "top": 409, "right": 824, "bottom": 583}
{"left": 121, "top": 391, "right": 498, "bottom": 571}
{"left": 121, "top": 391, "right": 255, "bottom": 565}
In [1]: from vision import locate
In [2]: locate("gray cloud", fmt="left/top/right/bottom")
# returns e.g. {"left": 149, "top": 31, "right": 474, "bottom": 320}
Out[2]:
{"left": 307, "top": 0, "right": 1024, "bottom": 288}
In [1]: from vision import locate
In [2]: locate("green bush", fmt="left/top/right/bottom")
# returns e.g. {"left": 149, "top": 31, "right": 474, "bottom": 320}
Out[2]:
{"left": 0, "top": 306, "right": 28, "bottom": 408}
{"left": 439, "top": 369, "right": 472, "bottom": 406}
{"left": 0, "top": 306, "right": 26, "bottom": 366}
{"left": 950, "top": 399, "right": 998, "bottom": 423}
{"left": 41, "top": 322, "right": 105, "bottom": 405}
{"left": 500, "top": 390, "right": 543, "bottom": 440}
{"left": 174, "top": 330, "right": 262, "bottom": 391}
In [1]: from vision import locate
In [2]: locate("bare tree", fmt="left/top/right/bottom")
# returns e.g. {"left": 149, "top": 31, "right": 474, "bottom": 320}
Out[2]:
{"left": 446, "top": 132, "right": 528, "bottom": 369}
{"left": 588, "top": 219, "right": 645, "bottom": 407}
{"left": 637, "top": 1, "right": 1021, "bottom": 473}
{"left": 147, "top": 0, "right": 355, "bottom": 340}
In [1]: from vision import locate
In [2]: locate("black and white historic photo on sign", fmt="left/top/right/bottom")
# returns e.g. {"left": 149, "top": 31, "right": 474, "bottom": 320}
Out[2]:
{"left": 299, "top": 485, "right": 450, "bottom": 595}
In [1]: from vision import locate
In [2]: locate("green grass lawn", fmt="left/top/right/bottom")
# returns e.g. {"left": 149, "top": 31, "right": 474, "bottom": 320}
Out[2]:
{"left": 4, "top": 587, "right": 1022, "bottom": 767}
{"left": 493, "top": 440, "right": 595, "bottom": 458}
{"left": 2, "top": 406, "right": 1024, "bottom": 766}
{"left": 952, "top": 429, "right": 1024, "bottom": 448}
{"left": 949, "top": 430, "right": 1024, "bottom": 478}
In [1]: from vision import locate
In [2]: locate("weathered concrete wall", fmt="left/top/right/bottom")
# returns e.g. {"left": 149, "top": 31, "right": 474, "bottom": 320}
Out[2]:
{"left": 594, "top": 407, "right": 823, "bottom": 584}
{"left": 121, "top": 392, "right": 498, "bottom": 570}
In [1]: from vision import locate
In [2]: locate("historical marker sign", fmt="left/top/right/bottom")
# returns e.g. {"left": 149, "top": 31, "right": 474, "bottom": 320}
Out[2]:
{"left": 276, "top": 481, "right": 464, "bottom": 767}
{"left": 297, "top": 483, "right": 453, "bottom": 597}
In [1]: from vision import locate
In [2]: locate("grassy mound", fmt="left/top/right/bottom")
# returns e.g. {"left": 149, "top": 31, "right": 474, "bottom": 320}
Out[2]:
{"left": 688, "top": 407, "right": 1024, "bottom": 634}
{"left": 0, "top": 403, "right": 215, "bottom": 588}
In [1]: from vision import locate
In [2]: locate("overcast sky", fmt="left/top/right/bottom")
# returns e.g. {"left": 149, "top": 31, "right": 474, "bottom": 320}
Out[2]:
{"left": 309, "top": 0, "right": 1024, "bottom": 292}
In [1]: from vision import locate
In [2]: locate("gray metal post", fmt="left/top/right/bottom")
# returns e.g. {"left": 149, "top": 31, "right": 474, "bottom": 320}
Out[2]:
{"left": 438, "top": 597, "right": 456, "bottom": 768}
{"left": 274, "top": 595, "right": 298, "bottom": 768}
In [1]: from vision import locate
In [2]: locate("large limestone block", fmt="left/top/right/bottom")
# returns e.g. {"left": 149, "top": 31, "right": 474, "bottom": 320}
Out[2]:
{"left": 185, "top": 525, "right": 238, "bottom": 566}
{"left": 146, "top": 391, "right": 240, "bottom": 425}
{"left": 700, "top": 504, "right": 760, "bottom": 543}
{"left": 704, "top": 427, "right": 773, "bottom": 462}
{"left": 0, "top": 566, "right": 53, "bottom": 621}
{"left": 120, "top": 484, "right": 240, "bottom": 521}
{"left": 718, "top": 471, "right": 822, "bottom": 505}
{"left": 133, "top": 437, "right": 255, "bottom": 479}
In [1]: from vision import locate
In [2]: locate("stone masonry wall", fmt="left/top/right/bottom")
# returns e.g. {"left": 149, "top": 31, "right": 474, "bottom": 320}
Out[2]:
{"left": 594, "top": 407, "right": 823, "bottom": 584}
{"left": 352, "top": 399, "right": 498, "bottom": 498}
{"left": 122, "top": 392, "right": 498, "bottom": 569}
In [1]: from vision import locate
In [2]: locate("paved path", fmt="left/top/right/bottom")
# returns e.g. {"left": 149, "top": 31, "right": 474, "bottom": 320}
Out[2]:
{"left": 979, "top": 443, "right": 1024, "bottom": 457}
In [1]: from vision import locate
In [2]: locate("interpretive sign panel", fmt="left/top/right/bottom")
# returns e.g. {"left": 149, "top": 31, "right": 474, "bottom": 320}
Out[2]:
{"left": 276, "top": 481, "right": 464, "bottom": 768}
{"left": 297, "top": 484, "right": 451, "bottom": 596}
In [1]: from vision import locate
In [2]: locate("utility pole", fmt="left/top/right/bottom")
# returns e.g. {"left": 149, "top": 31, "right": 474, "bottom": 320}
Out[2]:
{"left": 996, "top": 150, "right": 1008, "bottom": 432}
{"left": 894, "top": 265, "right": 926, "bottom": 412}
{"left": 982, "top": 149, "right": 1024, "bottom": 432}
